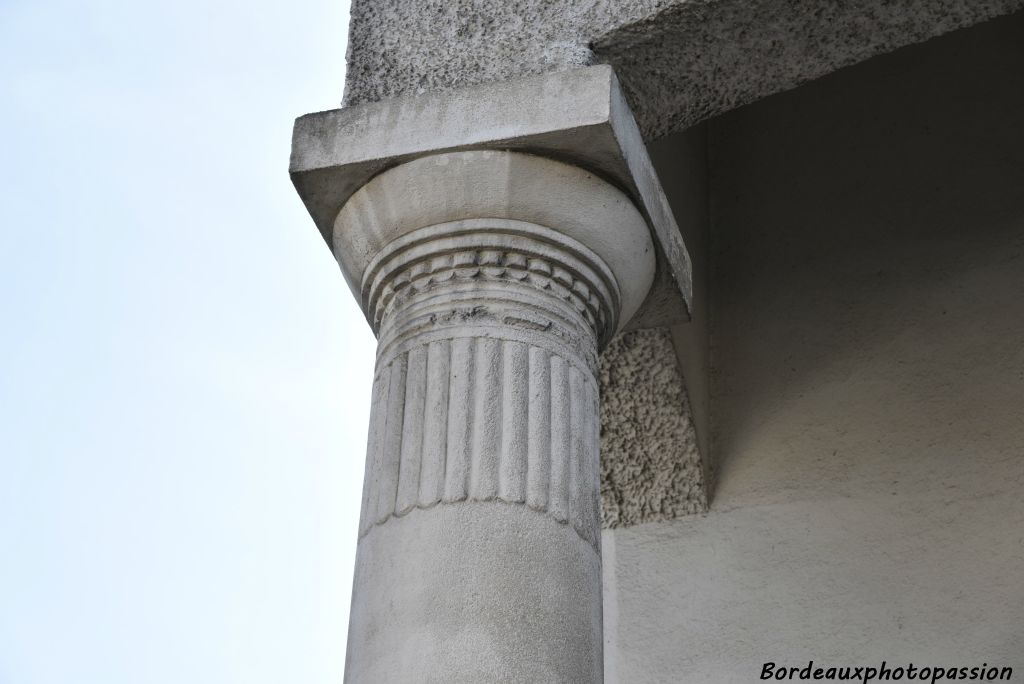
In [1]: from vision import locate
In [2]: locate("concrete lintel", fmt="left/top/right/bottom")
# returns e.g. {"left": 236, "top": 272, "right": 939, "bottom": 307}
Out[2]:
{"left": 290, "top": 65, "right": 692, "bottom": 328}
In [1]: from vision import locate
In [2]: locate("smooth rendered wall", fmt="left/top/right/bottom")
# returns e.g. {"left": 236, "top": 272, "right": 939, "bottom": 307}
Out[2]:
{"left": 606, "top": 12, "right": 1024, "bottom": 682}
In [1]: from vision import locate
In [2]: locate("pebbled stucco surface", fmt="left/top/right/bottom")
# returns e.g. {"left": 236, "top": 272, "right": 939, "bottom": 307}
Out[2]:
{"left": 598, "top": 328, "right": 705, "bottom": 527}
{"left": 342, "top": 0, "right": 1024, "bottom": 139}
{"left": 342, "top": 0, "right": 661, "bottom": 107}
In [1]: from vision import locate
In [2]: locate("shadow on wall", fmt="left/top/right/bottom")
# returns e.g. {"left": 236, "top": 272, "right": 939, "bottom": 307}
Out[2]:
{"left": 702, "top": 10, "right": 1024, "bottom": 497}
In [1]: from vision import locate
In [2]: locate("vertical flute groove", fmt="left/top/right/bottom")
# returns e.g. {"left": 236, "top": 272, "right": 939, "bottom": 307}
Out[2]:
{"left": 568, "top": 365, "right": 585, "bottom": 537}
{"left": 419, "top": 339, "right": 450, "bottom": 506}
{"left": 526, "top": 347, "right": 551, "bottom": 511}
{"left": 444, "top": 337, "right": 474, "bottom": 503}
{"left": 396, "top": 345, "right": 427, "bottom": 515}
{"left": 583, "top": 373, "right": 601, "bottom": 549}
{"left": 376, "top": 352, "right": 408, "bottom": 525}
{"left": 360, "top": 362, "right": 390, "bottom": 534}
{"left": 549, "top": 355, "right": 571, "bottom": 524}
{"left": 499, "top": 341, "right": 529, "bottom": 503}
{"left": 470, "top": 338, "right": 502, "bottom": 500}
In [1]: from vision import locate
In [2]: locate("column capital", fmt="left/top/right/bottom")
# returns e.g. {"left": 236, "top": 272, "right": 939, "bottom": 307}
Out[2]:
{"left": 337, "top": 150, "right": 654, "bottom": 346}
{"left": 290, "top": 65, "right": 692, "bottom": 331}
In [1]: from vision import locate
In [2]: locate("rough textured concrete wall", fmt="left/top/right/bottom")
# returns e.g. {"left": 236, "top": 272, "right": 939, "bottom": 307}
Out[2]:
{"left": 598, "top": 329, "right": 705, "bottom": 527}
{"left": 342, "top": 0, "right": 1024, "bottom": 139}
{"left": 341, "top": 0, "right": 663, "bottom": 108}
{"left": 605, "top": 13, "right": 1024, "bottom": 681}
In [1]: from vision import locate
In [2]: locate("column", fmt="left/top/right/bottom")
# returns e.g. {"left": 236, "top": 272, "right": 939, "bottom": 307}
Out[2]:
{"left": 338, "top": 150, "right": 655, "bottom": 682}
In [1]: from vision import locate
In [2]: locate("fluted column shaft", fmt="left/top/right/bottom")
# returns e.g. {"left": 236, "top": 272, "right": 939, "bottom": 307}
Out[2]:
{"left": 360, "top": 219, "right": 611, "bottom": 548}
{"left": 338, "top": 151, "right": 655, "bottom": 683}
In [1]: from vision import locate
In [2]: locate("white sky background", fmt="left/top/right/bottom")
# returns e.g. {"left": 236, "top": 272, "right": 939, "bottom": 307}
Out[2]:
{"left": 0, "top": 1, "right": 371, "bottom": 682}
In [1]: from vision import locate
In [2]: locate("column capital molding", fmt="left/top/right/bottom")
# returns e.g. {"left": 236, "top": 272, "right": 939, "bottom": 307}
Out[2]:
{"left": 290, "top": 65, "right": 692, "bottom": 331}
{"left": 338, "top": 151, "right": 654, "bottom": 344}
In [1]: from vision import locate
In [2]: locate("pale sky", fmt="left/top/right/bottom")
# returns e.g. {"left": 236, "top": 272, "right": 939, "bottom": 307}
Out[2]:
{"left": 0, "top": 1, "right": 372, "bottom": 682}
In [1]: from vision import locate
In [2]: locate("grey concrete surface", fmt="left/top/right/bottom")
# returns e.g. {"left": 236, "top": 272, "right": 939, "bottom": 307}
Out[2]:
{"left": 342, "top": 0, "right": 1024, "bottom": 140}
{"left": 350, "top": 502, "right": 603, "bottom": 682}
{"left": 605, "top": 12, "right": 1024, "bottom": 681}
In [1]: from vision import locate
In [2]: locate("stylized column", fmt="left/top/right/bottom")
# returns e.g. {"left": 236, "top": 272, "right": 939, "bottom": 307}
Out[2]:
{"left": 337, "top": 150, "right": 655, "bottom": 682}
{"left": 291, "top": 67, "right": 694, "bottom": 682}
